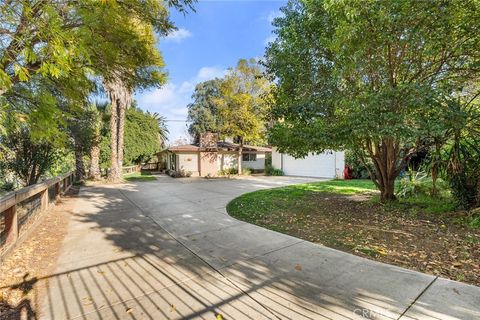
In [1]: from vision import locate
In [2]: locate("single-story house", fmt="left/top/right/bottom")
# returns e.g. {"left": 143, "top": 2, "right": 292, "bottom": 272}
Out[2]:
{"left": 272, "top": 148, "right": 345, "bottom": 179}
{"left": 160, "top": 133, "right": 271, "bottom": 177}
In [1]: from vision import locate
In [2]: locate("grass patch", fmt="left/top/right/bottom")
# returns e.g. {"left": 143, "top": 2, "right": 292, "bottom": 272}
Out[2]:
{"left": 123, "top": 171, "right": 157, "bottom": 182}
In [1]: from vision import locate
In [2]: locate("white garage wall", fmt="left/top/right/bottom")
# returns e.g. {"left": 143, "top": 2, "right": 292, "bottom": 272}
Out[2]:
{"left": 272, "top": 148, "right": 345, "bottom": 178}
{"left": 242, "top": 153, "right": 266, "bottom": 170}
{"left": 272, "top": 148, "right": 282, "bottom": 169}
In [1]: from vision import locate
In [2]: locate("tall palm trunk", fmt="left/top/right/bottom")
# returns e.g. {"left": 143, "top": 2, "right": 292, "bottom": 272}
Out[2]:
{"left": 104, "top": 76, "right": 132, "bottom": 183}
{"left": 75, "top": 141, "right": 86, "bottom": 181}
{"left": 89, "top": 144, "right": 101, "bottom": 180}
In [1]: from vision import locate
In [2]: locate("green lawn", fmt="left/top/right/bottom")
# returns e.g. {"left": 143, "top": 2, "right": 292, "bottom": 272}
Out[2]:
{"left": 228, "top": 179, "right": 457, "bottom": 223}
{"left": 227, "top": 179, "right": 479, "bottom": 285}
{"left": 123, "top": 171, "right": 157, "bottom": 182}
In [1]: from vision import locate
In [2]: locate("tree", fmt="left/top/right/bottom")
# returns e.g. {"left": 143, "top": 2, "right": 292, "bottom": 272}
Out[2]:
{"left": 215, "top": 59, "right": 272, "bottom": 173}
{"left": 265, "top": 0, "right": 480, "bottom": 201}
{"left": 1, "top": 0, "right": 193, "bottom": 183}
{"left": 0, "top": 1, "right": 194, "bottom": 96}
{"left": 0, "top": 1, "right": 84, "bottom": 96}
{"left": 67, "top": 105, "right": 99, "bottom": 181}
{"left": 429, "top": 86, "right": 480, "bottom": 209}
{"left": 124, "top": 107, "right": 166, "bottom": 165}
{"left": 1, "top": 125, "right": 57, "bottom": 186}
{"left": 187, "top": 79, "right": 223, "bottom": 141}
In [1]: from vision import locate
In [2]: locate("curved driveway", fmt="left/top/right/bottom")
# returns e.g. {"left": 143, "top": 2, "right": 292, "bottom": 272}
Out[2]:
{"left": 42, "top": 175, "right": 479, "bottom": 319}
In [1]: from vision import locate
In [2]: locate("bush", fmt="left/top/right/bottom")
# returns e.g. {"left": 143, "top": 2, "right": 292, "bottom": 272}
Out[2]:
{"left": 345, "top": 150, "right": 371, "bottom": 179}
{"left": 396, "top": 168, "right": 450, "bottom": 199}
{"left": 265, "top": 164, "right": 284, "bottom": 176}
{"left": 242, "top": 167, "right": 252, "bottom": 175}
{"left": 167, "top": 169, "right": 192, "bottom": 178}
{"left": 218, "top": 167, "right": 238, "bottom": 176}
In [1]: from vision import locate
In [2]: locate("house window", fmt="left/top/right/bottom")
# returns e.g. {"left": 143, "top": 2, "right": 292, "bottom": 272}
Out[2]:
{"left": 242, "top": 153, "right": 257, "bottom": 162}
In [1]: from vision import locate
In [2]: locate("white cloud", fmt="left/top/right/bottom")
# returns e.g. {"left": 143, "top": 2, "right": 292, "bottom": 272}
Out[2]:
{"left": 197, "top": 66, "right": 227, "bottom": 80}
{"left": 264, "top": 35, "right": 276, "bottom": 45}
{"left": 135, "top": 66, "right": 227, "bottom": 143}
{"left": 165, "top": 28, "right": 192, "bottom": 43}
{"left": 267, "top": 10, "right": 283, "bottom": 23}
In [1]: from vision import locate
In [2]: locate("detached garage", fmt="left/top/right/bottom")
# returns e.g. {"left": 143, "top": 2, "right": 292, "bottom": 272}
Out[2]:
{"left": 272, "top": 148, "right": 345, "bottom": 179}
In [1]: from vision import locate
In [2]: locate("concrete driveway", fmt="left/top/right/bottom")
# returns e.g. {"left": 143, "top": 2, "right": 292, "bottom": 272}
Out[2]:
{"left": 41, "top": 175, "right": 479, "bottom": 319}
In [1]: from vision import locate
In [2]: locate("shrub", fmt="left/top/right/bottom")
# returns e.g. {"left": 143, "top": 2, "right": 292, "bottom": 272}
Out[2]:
{"left": 396, "top": 168, "right": 450, "bottom": 199}
{"left": 242, "top": 167, "right": 252, "bottom": 175}
{"left": 218, "top": 167, "right": 238, "bottom": 176}
{"left": 167, "top": 169, "right": 192, "bottom": 178}
{"left": 345, "top": 150, "right": 371, "bottom": 179}
{"left": 265, "top": 164, "right": 284, "bottom": 176}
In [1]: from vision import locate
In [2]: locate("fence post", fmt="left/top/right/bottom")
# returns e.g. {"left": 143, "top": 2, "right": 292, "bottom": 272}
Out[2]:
{"left": 4, "top": 205, "right": 18, "bottom": 248}
{"left": 41, "top": 188, "right": 48, "bottom": 211}
{"left": 55, "top": 182, "right": 60, "bottom": 200}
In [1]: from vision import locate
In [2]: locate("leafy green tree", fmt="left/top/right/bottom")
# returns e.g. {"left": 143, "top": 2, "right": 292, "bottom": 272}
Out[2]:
{"left": 97, "top": 104, "right": 167, "bottom": 169}
{"left": 266, "top": 0, "right": 480, "bottom": 201}
{"left": 66, "top": 105, "right": 99, "bottom": 181}
{"left": 1, "top": 125, "right": 58, "bottom": 186}
{"left": 1, "top": 1, "right": 194, "bottom": 184}
{"left": 187, "top": 79, "right": 223, "bottom": 141}
{"left": 214, "top": 59, "right": 272, "bottom": 173}
{"left": 124, "top": 107, "right": 165, "bottom": 165}
{"left": 428, "top": 86, "right": 480, "bottom": 209}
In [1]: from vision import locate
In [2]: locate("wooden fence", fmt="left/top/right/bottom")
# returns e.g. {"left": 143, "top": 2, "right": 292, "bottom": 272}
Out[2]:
{"left": 0, "top": 172, "right": 75, "bottom": 259}
{"left": 121, "top": 165, "right": 141, "bottom": 175}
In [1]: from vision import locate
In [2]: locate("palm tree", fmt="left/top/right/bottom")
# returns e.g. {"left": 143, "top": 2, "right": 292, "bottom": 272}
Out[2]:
{"left": 104, "top": 76, "right": 132, "bottom": 183}
{"left": 150, "top": 112, "right": 169, "bottom": 148}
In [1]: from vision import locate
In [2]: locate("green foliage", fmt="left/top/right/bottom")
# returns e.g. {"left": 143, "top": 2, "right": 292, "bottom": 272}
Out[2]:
{"left": 97, "top": 104, "right": 167, "bottom": 168}
{"left": 1, "top": 0, "right": 191, "bottom": 185}
{"left": 345, "top": 150, "right": 371, "bottom": 179}
{"left": 124, "top": 171, "right": 157, "bottom": 182}
{"left": 241, "top": 167, "right": 252, "bottom": 176}
{"left": 265, "top": 0, "right": 480, "bottom": 201}
{"left": 0, "top": 125, "right": 59, "bottom": 186}
{"left": 396, "top": 169, "right": 450, "bottom": 199}
{"left": 218, "top": 167, "right": 238, "bottom": 176}
{"left": 67, "top": 105, "right": 99, "bottom": 156}
{"left": 227, "top": 179, "right": 377, "bottom": 221}
{"left": 215, "top": 59, "right": 273, "bottom": 146}
{"left": 187, "top": 79, "right": 223, "bottom": 140}
{"left": 265, "top": 164, "right": 284, "bottom": 176}
{"left": 124, "top": 107, "right": 164, "bottom": 165}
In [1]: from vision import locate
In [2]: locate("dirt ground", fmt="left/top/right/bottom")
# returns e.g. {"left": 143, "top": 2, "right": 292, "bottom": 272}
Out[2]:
{"left": 0, "top": 187, "right": 78, "bottom": 320}
{"left": 258, "top": 193, "right": 480, "bottom": 286}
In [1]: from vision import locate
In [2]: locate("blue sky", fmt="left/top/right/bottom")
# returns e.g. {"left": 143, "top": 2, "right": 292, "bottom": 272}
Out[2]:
{"left": 135, "top": 0, "right": 286, "bottom": 144}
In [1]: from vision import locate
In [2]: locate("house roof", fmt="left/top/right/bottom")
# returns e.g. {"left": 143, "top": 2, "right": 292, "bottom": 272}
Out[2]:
{"left": 166, "top": 142, "right": 271, "bottom": 153}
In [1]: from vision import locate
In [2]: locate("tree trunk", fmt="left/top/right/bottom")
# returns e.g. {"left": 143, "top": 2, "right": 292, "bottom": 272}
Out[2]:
{"left": 117, "top": 104, "right": 126, "bottom": 169}
{"left": 104, "top": 77, "right": 131, "bottom": 183}
{"left": 75, "top": 144, "right": 85, "bottom": 182}
{"left": 108, "top": 95, "right": 121, "bottom": 182}
{"left": 238, "top": 138, "right": 243, "bottom": 174}
{"left": 367, "top": 139, "right": 401, "bottom": 202}
{"left": 89, "top": 144, "right": 101, "bottom": 180}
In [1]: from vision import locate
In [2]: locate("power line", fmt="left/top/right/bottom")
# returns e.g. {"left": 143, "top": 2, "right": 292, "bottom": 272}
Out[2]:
{"left": 165, "top": 119, "right": 190, "bottom": 122}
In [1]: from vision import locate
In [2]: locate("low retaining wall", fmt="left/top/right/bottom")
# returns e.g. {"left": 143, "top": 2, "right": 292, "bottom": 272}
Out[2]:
{"left": 0, "top": 172, "right": 75, "bottom": 260}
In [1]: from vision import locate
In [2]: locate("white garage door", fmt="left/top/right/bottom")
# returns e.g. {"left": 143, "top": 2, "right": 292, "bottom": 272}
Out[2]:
{"left": 282, "top": 152, "right": 336, "bottom": 178}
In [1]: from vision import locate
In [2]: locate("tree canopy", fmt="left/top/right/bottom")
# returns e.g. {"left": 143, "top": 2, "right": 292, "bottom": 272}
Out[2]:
{"left": 265, "top": 0, "right": 480, "bottom": 201}
{"left": 187, "top": 79, "right": 223, "bottom": 140}
{"left": 0, "top": 0, "right": 191, "bottom": 186}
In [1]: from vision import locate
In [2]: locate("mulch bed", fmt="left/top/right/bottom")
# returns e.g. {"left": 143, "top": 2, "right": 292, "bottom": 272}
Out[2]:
{"left": 257, "top": 193, "right": 480, "bottom": 286}
{"left": 0, "top": 187, "right": 78, "bottom": 320}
